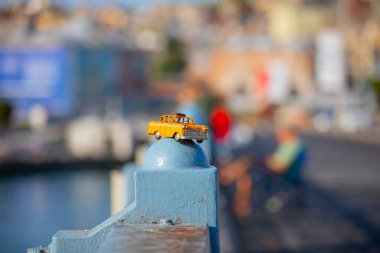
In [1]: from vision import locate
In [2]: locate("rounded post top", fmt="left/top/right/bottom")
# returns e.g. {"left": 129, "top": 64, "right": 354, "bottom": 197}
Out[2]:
{"left": 141, "top": 138, "right": 210, "bottom": 170}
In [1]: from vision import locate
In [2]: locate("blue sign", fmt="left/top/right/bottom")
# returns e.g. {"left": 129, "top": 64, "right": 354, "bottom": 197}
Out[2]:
{"left": 0, "top": 45, "right": 72, "bottom": 118}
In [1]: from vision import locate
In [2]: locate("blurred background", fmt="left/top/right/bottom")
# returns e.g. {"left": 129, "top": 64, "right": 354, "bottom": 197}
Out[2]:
{"left": 0, "top": 0, "right": 380, "bottom": 252}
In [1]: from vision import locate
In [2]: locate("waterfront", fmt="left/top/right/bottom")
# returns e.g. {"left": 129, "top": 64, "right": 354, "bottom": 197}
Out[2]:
{"left": 0, "top": 168, "right": 113, "bottom": 253}
{"left": 1, "top": 134, "right": 380, "bottom": 252}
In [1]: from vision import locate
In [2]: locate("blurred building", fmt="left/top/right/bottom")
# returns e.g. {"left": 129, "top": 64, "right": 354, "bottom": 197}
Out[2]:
{"left": 0, "top": 45, "right": 148, "bottom": 120}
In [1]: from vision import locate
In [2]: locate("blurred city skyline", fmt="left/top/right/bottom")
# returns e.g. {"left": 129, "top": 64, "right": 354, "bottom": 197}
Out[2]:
{"left": 0, "top": 0, "right": 216, "bottom": 9}
{"left": 0, "top": 0, "right": 379, "bottom": 164}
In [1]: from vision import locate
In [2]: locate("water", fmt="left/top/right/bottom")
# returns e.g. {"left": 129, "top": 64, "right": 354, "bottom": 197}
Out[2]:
{"left": 0, "top": 168, "right": 113, "bottom": 253}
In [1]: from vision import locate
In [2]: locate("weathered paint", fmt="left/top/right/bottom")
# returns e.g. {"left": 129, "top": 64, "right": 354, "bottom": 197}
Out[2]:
{"left": 30, "top": 138, "right": 219, "bottom": 253}
{"left": 97, "top": 223, "right": 210, "bottom": 253}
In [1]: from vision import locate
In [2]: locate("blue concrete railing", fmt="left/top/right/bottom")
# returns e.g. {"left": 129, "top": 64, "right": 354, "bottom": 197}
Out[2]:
{"left": 28, "top": 138, "right": 219, "bottom": 253}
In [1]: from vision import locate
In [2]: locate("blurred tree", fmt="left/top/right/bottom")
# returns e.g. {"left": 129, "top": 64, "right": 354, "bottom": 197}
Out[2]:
{"left": 369, "top": 79, "right": 380, "bottom": 111}
{"left": 151, "top": 36, "right": 187, "bottom": 79}
{"left": 0, "top": 101, "right": 12, "bottom": 128}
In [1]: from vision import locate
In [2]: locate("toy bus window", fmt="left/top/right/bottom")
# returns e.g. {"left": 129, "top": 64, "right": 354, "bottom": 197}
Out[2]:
{"left": 160, "top": 116, "right": 164, "bottom": 121}
{"left": 174, "top": 117, "right": 180, "bottom": 123}
{"left": 183, "top": 117, "right": 189, "bottom": 123}
{"left": 164, "top": 116, "right": 169, "bottom": 122}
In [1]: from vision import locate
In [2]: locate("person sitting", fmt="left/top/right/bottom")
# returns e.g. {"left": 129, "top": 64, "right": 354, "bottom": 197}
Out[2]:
{"left": 265, "top": 126, "right": 306, "bottom": 186}
{"left": 219, "top": 126, "right": 307, "bottom": 217}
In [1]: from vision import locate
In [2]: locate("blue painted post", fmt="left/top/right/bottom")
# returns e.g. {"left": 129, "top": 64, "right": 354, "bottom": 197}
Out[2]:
{"left": 28, "top": 138, "right": 219, "bottom": 253}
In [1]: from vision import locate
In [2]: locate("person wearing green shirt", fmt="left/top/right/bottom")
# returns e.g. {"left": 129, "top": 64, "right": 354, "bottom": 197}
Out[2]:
{"left": 220, "top": 126, "right": 306, "bottom": 217}
{"left": 266, "top": 126, "right": 306, "bottom": 185}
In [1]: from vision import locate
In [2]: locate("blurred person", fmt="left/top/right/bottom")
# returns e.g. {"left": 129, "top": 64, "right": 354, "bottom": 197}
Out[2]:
{"left": 28, "top": 104, "right": 48, "bottom": 130}
{"left": 65, "top": 115, "right": 107, "bottom": 159}
{"left": 211, "top": 98, "right": 231, "bottom": 144}
{"left": 210, "top": 98, "right": 232, "bottom": 162}
{"left": 265, "top": 126, "right": 306, "bottom": 186}
{"left": 254, "top": 63, "right": 270, "bottom": 115}
{"left": 219, "top": 156, "right": 253, "bottom": 218}
{"left": 176, "top": 81, "right": 213, "bottom": 161}
{"left": 220, "top": 114, "right": 307, "bottom": 217}
{"left": 107, "top": 116, "right": 133, "bottom": 161}
{"left": 177, "top": 81, "right": 207, "bottom": 125}
{"left": 0, "top": 101, "right": 12, "bottom": 128}
{"left": 231, "top": 120, "right": 255, "bottom": 148}
{"left": 262, "top": 125, "right": 307, "bottom": 213}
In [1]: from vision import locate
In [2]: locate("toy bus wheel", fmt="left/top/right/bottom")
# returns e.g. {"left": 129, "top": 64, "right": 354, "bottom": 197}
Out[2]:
{"left": 174, "top": 133, "right": 180, "bottom": 142}
{"left": 196, "top": 139, "right": 203, "bottom": 143}
{"left": 154, "top": 131, "right": 161, "bottom": 140}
